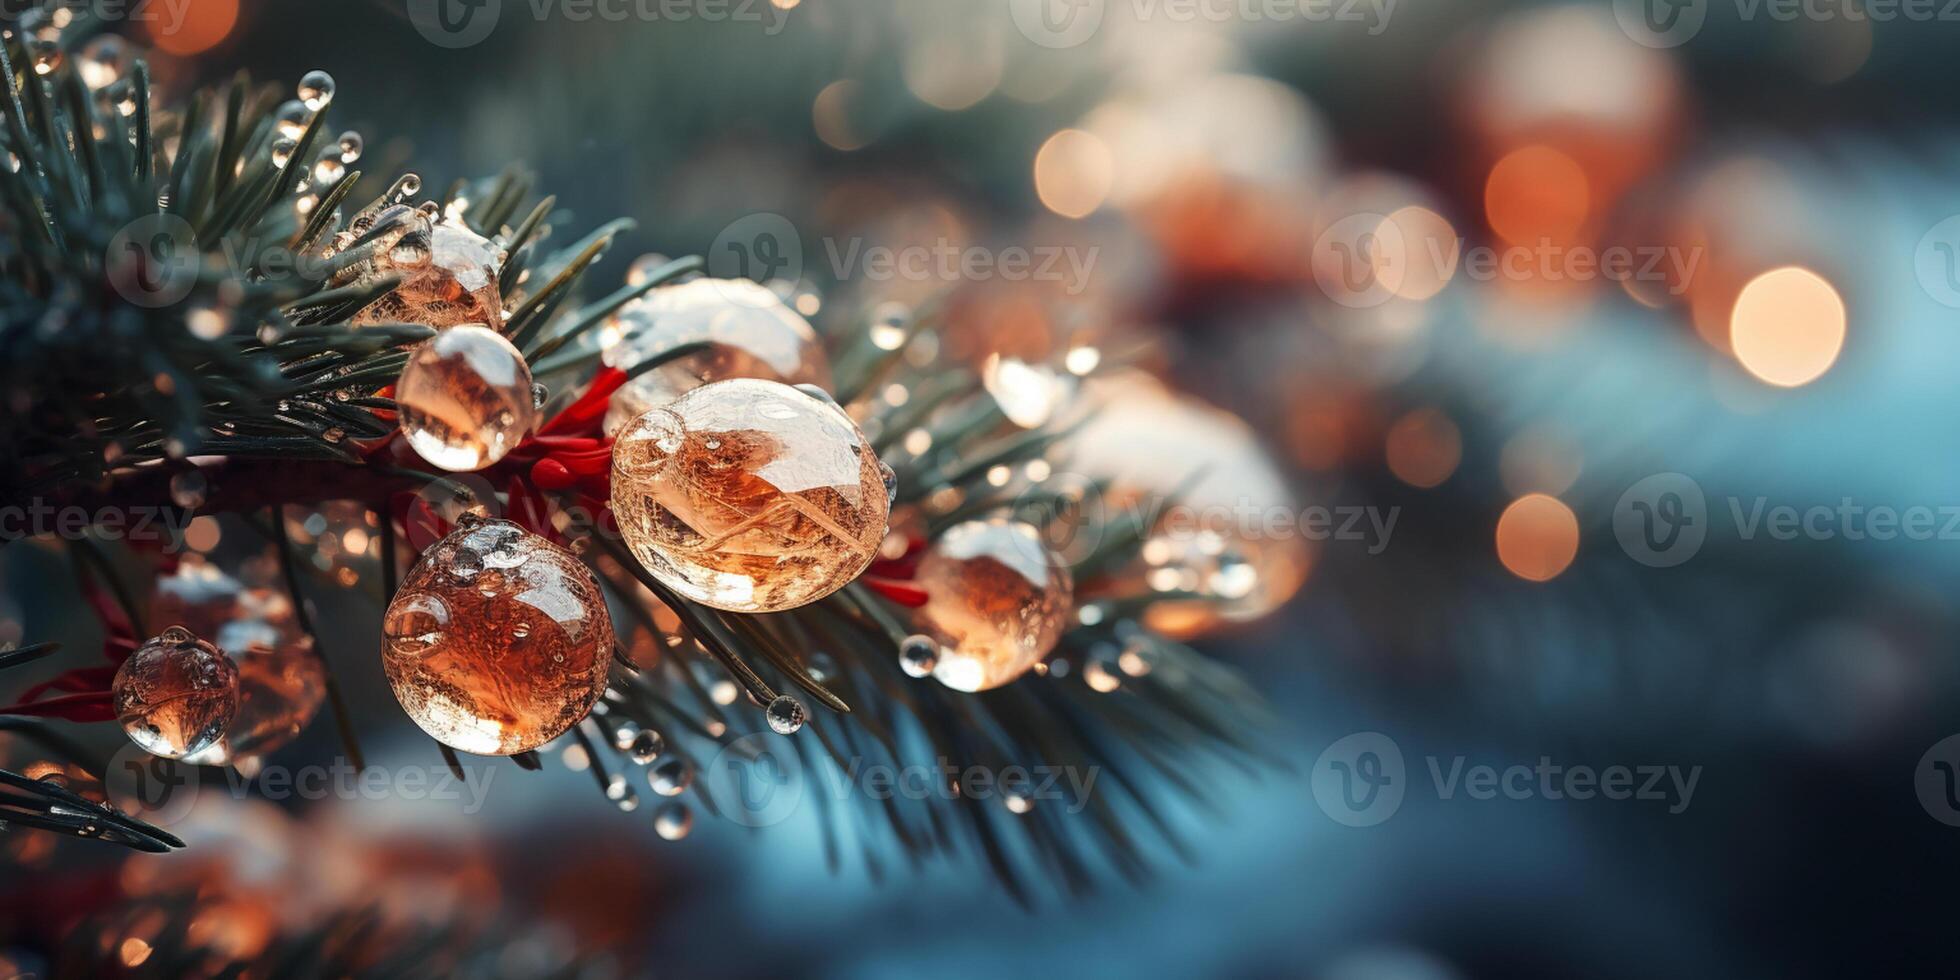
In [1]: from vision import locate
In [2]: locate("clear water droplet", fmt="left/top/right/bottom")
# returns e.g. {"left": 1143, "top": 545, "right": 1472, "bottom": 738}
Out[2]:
{"left": 628, "top": 728, "right": 664, "bottom": 765}
{"left": 271, "top": 138, "right": 298, "bottom": 169}
{"left": 765, "top": 695, "right": 806, "bottom": 734}
{"left": 169, "top": 470, "right": 207, "bottom": 509}
{"left": 604, "top": 773, "right": 630, "bottom": 801}
{"left": 653, "top": 802, "right": 693, "bottom": 840}
{"left": 611, "top": 722, "right": 639, "bottom": 750}
{"left": 531, "top": 382, "right": 548, "bottom": 409}
{"left": 297, "top": 70, "right": 335, "bottom": 111}
{"left": 898, "top": 635, "right": 938, "bottom": 678}
{"left": 274, "top": 100, "right": 308, "bottom": 140}
{"left": 879, "top": 460, "right": 898, "bottom": 508}
{"left": 336, "top": 130, "right": 363, "bottom": 164}
{"left": 1083, "top": 642, "right": 1122, "bottom": 693}
{"left": 649, "top": 758, "right": 691, "bottom": 796}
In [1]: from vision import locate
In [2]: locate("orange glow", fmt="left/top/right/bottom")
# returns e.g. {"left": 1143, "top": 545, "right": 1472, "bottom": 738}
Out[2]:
{"left": 1495, "top": 493, "right": 1579, "bottom": 582}
{"left": 120, "top": 938, "right": 153, "bottom": 967}
{"left": 1381, "top": 206, "right": 1458, "bottom": 301}
{"left": 1730, "top": 266, "right": 1846, "bottom": 388}
{"left": 1384, "top": 408, "right": 1461, "bottom": 488}
{"left": 148, "top": 0, "right": 238, "bottom": 56}
{"left": 1034, "top": 129, "right": 1113, "bottom": 219}
{"left": 1485, "top": 145, "right": 1589, "bottom": 246}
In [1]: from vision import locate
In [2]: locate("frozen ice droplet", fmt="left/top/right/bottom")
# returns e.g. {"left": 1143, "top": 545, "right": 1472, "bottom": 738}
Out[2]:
{"left": 297, "top": 70, "right": 335, "bottom": 111}
{"left": 653, "top": 802, "right": 693, "bottom": 840}
{"left": 649, "top": 757, "right": 691, "bottom": 796}
{"left": 765, "top": 695, "right": 806, "bottom": 734}
{"left": 898, "top": 634, "right": 938, "bottom": 678}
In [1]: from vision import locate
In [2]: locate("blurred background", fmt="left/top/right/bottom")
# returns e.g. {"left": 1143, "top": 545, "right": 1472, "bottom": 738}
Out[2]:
{"left": 9, "top": 0, "right": 1960, "bottom": 976}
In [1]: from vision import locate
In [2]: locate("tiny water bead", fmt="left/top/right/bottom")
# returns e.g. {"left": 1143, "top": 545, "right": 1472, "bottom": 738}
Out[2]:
{"left": 394, "top": 325, "right": 538, "bottom": 472}
{"left": 169, "top": 469, "right": 208, "bottom": 509}
{"left": 600, "top": 278, "right": 834, "bottom": 435}
{"left": 381, "top": 518, "right": 615, "bottom": 756}
{"left": 918, "top": 518, "right": 1074, "bottom": 693}
{"left": 765, "top": 695, "right": 806, "bottom": 735}
{"left": 653, "top": 802, "right": 693, "bottom": 840}
{"left": 336, "top": 131, "right": 364, "bottom": 164}
{"left": 274, "top": 100, "right": 308, "bottom": 140}
{"left": 113, "top": 627, "right": 240, "bottom": 760}
{"left": 611, "top": 378, "right": 891, "bottom": 613}
{"left": 628, "top": 728, "right": 665, "bottom": 764}
{"left": 153, "top": 559, "right": 327, "bottom": 767}
{"left": 297, "top": 70, "right": 335, "bottom": 111}
{"left": 898, "top": 634, "right": 939, "bottom": 678}
{"left": 649, "top": 757, "right": 692, "bottom": 796}
{"left": 77, "top": 34, "right": 130, "bottom": 89}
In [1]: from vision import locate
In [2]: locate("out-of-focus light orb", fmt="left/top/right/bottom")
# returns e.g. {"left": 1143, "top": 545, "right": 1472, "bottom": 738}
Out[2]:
{"left": 1495, "top": 493, "right": 1579, "bottom": 583}
{"left": 813, "top": 80, "right": 869, "bottom": 151}
{"left": 148, "top": 0, "right": 237, "bottom": 56}
{"left": 1381, "top": 206, "right": 1458, "bottom": 302}
{"left": 1485, "top": 145, "right": 1590, "bottom": 246}
{"left": 983, "top": 354, "right": 1076, "bottom": 428}
{"left": 1384, "top": 409, "right": 1460, "bottom": 489}
{"left": 1034, "top": 129, "right": 1114, "bottom": 219}
{"left": 1063, "top": 373, "right": 1309, "bottom": 636}
{"left": 903, "top": 28, "right": 1004, "bottom": 111}
{"left": 1729, "top": 266, "right": 1845, "bottom": 388}
{"left": 1498, "top": 427, "right": 1582, "bottom": 497}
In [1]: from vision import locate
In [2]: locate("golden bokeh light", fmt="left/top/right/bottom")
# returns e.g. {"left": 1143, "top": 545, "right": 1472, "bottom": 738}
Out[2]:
{"left": 1485, "top": 144, "right": 1589, "bottom": 246}
{"left": 1384, "top": 408, "right": 1461, "bottom": 488}
{"left": 1729, "top": 266, "right": 1845, "bottom": 388}
{"left": 1034, "top": 129, "right": 1113, "bottom": 219}
{"left": 1495, "top": 493, "right": 1579, "bottom": 583}
{"left": 148, "top": 0, "right": 238, "bottom": 56}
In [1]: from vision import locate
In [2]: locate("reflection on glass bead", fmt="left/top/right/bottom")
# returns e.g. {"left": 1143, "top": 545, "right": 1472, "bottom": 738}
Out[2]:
{"left": 649, "top": 757, "right": 691, "bottom": 796}
{"left": 628, "top": 728, "right": 665, "bottom": 764}
{"left": 113, "top": 627, "right": 240, "bottom": 759}
{"left": 381, "top": 518, "right": 614, "bottom": 755}
{"left": 335, "top": 205, "right": 507, "bottom": 330}
{"left": 918, "top": 519, "right": 1074, "bottom": 693}
{"left": 765, "top": 695, "right": 806, "bottom": 734}
{"left": 154, "top": 559, "right": 327, "bottom": 767}
{"left": 653, "top": 802, "right": 693, "bottom": 840}
{"left": 600, "top": 278, "right": 834, "bottom": 435}
{"left": 898, "top": 634, "right": 939, "bottom": 678}
{"left": 611, "top": 379, "right": 890, "bottom": 612}
{"left": 395, "top": 325, "right": 538, "bottom": 471}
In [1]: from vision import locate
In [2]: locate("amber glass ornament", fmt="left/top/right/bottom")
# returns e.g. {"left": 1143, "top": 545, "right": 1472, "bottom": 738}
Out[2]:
{"left": 332, "top": 203, "right": 506, "bottom": 329}
{"left": 153, "top": 559, "right": 326, "bottom": 766}
{"left": 611, "top": 378, "right": 889, "bottom": 612}
{"left": 917, "top": 518, "right": 1073, "bottom": 693}
{"left": 113, "top": 626, "right": 240, "bottom": 759}
{"left": 382, "top": 517, "right": 614, "bottom": 755}
{"left": 394, "top": 325, "right": 538, "bottom": 471}
{"left": 601, "top": 278, "right": 834, "bottom": 434}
